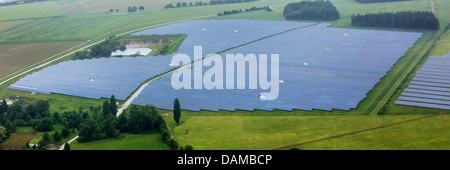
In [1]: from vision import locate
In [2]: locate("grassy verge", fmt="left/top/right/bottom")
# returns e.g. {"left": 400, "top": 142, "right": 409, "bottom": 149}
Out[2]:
{"left": 70, "top": 131, "right": 169, "bottom": 150}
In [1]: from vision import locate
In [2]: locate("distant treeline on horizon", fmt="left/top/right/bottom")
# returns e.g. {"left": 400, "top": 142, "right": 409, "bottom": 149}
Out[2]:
{"left": 0, "top": 0, "right": 51, "bottom": 7}
{"left": 354, "top": 0, "right": 408, "bottom": 3}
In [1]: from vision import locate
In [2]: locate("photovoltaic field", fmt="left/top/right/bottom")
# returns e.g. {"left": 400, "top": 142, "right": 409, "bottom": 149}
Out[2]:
{"left": 9, "top": 20, "right": 422, "bottom": 111}
{"left": 395, "top": 53, "right": 450, "bottom": 110}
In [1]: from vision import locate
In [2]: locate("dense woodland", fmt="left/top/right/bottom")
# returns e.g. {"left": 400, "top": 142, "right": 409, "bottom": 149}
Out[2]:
{"left": 283, "top": 0, "right": 340, "bottom": 21}
{"left": 354, "top": 0, "right": 408, "bottom": 3}
{"left": 351, "top": 11, "right": 440, "bottom": 30}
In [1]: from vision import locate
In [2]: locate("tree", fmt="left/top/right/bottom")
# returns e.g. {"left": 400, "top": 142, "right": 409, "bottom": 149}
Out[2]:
{"left": 110, "top": 95, "right": 118, "bottom": 116}
{"left": 161, "top": 130, "right": 171, "bottom": 142}
{"left": 36, "top": 117, "right": 53, "bottom": 132}
{"left": 118, "top": 113, "right": 128, "bottom": 132}
{"left": 38, "top": 139, "right": 47, "bottom": 149}
{"left": 42, "top": 132, "right": 51, "bottom": 142}
{"left": 109, "top": 9, "right": 113, "bottom": 13}
{"left": 185, "top": 145, "right": 194, "bottom": 150}
{"left": 1, "top": 99, "right": 7, "bottom": 113}
{"left": 61, "top": 128, "right": 70, "bottom": 138}
{"left": 0, "top": 126, "right": 7, "bottom": 143}
{"left": 101, "top": 114, "right": 119, "bottom": 138}
{"left": 53, "top": 112, "right": 60, "bottom": 123}
{"left": 173, "top": 98, "right": 181, "bottom": 125}
{"left": 53, "top": 131, "right": 62, "bottom": 142}
{"left": 167, "top": 139, "right": 179, "bottom": 149}
{"left": 139, "top": 6, "right": 144, "bottom": 11}
{"left": 63, "top": 143, "right": 70, "bottom": 150}
{"left": 78, "top": 118, "right": 100, "bottom": 142}
{"left": 102, "top": 100, "right": 111, "bottom": 117}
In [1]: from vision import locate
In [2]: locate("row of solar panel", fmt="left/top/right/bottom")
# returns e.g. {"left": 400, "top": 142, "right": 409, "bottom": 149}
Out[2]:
{"left": 395, "top": 54, "right": 450, "bottom": 110}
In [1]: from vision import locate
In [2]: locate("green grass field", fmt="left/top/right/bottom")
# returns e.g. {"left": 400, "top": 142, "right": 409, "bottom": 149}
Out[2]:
{"left": 299, "top": 114, "right": 450, "bottom": 150}
{"left": 168, "top": 113, "right": 442, "bottom": 150}
{"left": 70, "top": 131, "right": 170, "bottom": 150}
{"left": 0, "top": 1, "right": 67, "bottom": 21}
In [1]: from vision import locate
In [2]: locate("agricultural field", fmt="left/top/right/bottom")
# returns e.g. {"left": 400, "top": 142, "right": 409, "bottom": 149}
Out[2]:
{"left": 0, "top": 1, "right": 67, "bottom": 21}
{"left": 0, "top": 20, "right": 29, "bottom": 31}
{"left": 0, "top": 41, "right": 83, "bottom": 78}
{"left": 57, "top": 0, "right": 210, "bottom": 15}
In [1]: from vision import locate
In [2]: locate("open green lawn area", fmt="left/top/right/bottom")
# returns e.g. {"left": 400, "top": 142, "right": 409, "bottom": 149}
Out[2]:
{"left": 168, "top": 113, "right": 449, "bottom": 150}
{"left": 0, "top": 1, "right": 67, "bottom": 21}
{"left": 70, "top": 131, "right": 170, "bottom": 150}
{"left": 299, "top": 114, "right": 450, "bottom": 150}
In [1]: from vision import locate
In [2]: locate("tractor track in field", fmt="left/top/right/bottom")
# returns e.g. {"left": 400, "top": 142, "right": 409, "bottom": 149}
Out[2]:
{"left": 272, "top": 113, "right": 443, "bottom": 150}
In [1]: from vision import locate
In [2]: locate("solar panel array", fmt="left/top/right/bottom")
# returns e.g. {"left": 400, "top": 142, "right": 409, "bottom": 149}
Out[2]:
{"left": 9, "top": 20, "right": 314, "bottom": 100}
{"left": 9, "top": 20, "right": 422, "bottom": 111}
{"left": 131, "top": 23, "right": 422, "bottom": 111}
{"left": 395, "top": 54, "right": 450, "bottom": 110}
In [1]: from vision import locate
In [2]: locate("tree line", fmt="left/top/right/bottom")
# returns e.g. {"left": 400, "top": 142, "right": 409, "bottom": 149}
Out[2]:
{"left": 217, "top": 6, "right": 272, "bottom": 16}
{"left": 283, "top": 0, "right": 340, "bottom": 21}
{"left": 351, "top": 11, "right": 440, "bottom": 30}
{"left": 72, "top": 38, "right": 125, "bottom": 60}
{"left": 164, "top": 0, "right": 258, "bottom": 9}
{"left": 354, "top": 0, "right": 408, "bottom": 3}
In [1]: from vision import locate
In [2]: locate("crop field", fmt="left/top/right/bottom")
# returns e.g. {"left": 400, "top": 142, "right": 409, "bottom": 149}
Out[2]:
{"left": 0, "top": 20, "right": 29, "bottom": 31}
{"left": 0, "top": 41, "right": 83, "bottom": 77}
{"left": 0, "top": 41, "right": 83, "bottom": 78}
{"left": 0, "top": 1, "right": 67, "bottom": 21}
{"left": 58, "top": 0, "right": 209, "bottom": 15}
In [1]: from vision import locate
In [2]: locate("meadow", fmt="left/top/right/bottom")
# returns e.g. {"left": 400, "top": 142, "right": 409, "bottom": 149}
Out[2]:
{"left": 0, "top": 1, "right": 67, "bottom": 21}
{"left": 168, "top": 113, "right": 439, "bottom": 150}
{"left": 69, "top": 131, "right": 170, "bottom": 150}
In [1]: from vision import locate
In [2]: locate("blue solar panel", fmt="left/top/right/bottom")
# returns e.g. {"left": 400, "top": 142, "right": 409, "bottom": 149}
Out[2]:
{"left": 396, "top": 54, "right": 450, "bottom": 110}
{"left": 132, "top": 23, "right": 421, "bottom": 111}
{"left": 9, "top": 20, "right": 422, "bottom": 111}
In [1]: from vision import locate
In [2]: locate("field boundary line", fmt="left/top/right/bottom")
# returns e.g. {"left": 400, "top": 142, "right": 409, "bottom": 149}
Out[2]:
{"left": 271, "top": 113, "right": 443, "bottom": 150}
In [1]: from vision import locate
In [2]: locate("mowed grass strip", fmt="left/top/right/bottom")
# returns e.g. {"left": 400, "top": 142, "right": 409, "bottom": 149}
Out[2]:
{"left": 0, "top": 1, "right": 67, "bottom": 21}
{"left": 70, "top": 131, "right": 170, "bottom": 150}
{"left": 0, "top": 41, "right": 83, "bottom": 78}
{"left": 172, "top": 115, "right": 425, "bottom": 150}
